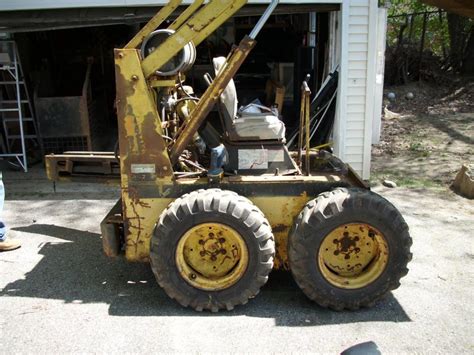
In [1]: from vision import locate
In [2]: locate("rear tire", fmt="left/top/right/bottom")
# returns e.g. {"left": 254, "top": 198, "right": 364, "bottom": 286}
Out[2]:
{"left": 150, "top": 189, "right": 275, "bottom": 312}
{"left": 288, "top": 188, "right": 412, "bottom": 310}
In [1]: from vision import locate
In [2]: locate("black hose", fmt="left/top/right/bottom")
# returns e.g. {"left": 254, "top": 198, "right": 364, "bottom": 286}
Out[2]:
{"left": 114, "top": 140, "right": 120, "bottom": 162}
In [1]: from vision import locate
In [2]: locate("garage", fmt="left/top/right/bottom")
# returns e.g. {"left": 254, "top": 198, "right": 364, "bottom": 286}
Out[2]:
{"left": 0, "top": 0, "right": 385, "bottom": 179}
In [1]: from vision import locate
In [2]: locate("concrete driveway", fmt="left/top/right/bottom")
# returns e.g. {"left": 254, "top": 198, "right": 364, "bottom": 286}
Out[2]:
{"left": 0, "top": 173, "right": 472, "bottom": 353}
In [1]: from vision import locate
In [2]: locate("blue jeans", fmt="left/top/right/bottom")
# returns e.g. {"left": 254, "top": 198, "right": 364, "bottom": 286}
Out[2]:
{"left": 0, "top": 173, "right": 5, "bottom": 242}
{"left": 0, "top": 221, "right": 5, "bottom": 242}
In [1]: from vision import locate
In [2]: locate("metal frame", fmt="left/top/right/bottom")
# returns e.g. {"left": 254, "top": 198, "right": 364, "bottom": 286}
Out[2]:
{"left": 0, "top": 41, "right": 28, "bottom": 172}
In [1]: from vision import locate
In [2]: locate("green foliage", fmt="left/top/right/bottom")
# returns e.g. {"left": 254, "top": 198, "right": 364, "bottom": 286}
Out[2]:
{"left": 388, "top": 0, "right": 435, "bottom": 17}
{"left": 409, "top": 142, "right": 431, "bottom": 157}
{"left": 387, "top": 0, "right": 450, "bottom": 58}
{"left": 370, "top": 169, "right": 444, "bottom": 189}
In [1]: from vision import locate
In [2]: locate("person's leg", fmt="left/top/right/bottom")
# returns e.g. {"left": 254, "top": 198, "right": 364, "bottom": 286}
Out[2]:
{"left": 0, "top": 172, "right": 21, "bottom": 251}
{"left": 0, "top": 220, "right": 5, "bottom": 242}
{"left": 0, "top": 221, "right": 20, "bottom": 251}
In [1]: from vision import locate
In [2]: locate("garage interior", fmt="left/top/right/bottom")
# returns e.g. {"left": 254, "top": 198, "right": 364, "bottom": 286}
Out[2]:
{"left": 0, "top": 4, "right": 340, "bottom": 170}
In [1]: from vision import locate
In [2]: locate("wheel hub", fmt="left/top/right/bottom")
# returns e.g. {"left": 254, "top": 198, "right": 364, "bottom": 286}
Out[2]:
{"left": 318, "top": 223, "right": 389, "bottom": 289}
{"left": 176, "top": 223, "right": 248, "bottom": 291}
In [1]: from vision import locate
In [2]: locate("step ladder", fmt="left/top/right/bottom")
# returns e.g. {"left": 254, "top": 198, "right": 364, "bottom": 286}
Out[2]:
{"left": 0, "top": 40, "right": 41, "bottom": 172}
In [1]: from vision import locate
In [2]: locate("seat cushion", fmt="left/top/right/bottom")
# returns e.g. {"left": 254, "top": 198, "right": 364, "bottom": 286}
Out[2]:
{"left": 212, "top": 56, "right": 286, "bottom": 142}
{"left": 213, "top": 57, "right": 238, "bottom": 120}
{"left": 233, "top": 114, "right": 286, "bottom": 141}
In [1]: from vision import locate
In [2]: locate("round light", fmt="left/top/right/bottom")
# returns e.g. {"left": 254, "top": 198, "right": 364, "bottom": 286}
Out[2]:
{"left": 141, "top": 29, "right": 196, "bottom": 76}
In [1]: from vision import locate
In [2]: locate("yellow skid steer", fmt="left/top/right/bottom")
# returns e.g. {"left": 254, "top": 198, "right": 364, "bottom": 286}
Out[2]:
{"left": 46, "top": 0, "right": 412, "bottom": 312}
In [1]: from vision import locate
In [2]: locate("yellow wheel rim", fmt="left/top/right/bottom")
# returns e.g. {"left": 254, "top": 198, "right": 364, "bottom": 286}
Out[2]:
{"left": 318, "top": 223, "right": 389, "bottom": 289}
{"left": 176, "top": 223, "right": 249, "bottom": 291}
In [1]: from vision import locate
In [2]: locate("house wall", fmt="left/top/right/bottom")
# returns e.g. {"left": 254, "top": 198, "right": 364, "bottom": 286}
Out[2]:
{"left": 334, "top": 0, "right": 379, "bottom": 179}
{"left": 372, "top": 6, "right": 388, "bottom": 145}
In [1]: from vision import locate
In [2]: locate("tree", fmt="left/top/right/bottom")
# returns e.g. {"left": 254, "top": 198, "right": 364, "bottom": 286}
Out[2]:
{"left": 447, "top": 13, "right": 473, "bottom": 74}
{"left": 387, "top": 0, "right": 474, "bottom": 80}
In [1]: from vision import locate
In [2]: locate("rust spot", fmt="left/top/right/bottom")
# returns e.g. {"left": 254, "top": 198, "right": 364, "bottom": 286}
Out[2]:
{"left": 333, "top": 232, "right": 363, "bottom": 261}
{"left": 339, "top": 235, "right": 357, "bottom": 252}
{"left": 272, "top": 224, "right": 288, "bottom": 233}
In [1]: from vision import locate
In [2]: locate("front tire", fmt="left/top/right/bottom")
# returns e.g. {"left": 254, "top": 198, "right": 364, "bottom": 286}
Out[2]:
{"left": 288, "top": 188, "right": 412, "bottom": 310}
{"left": 150, "top": 189, "right": 275, "bottom": 312}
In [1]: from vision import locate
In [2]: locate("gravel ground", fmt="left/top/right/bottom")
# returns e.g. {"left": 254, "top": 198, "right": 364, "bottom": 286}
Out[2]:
{"left": 0, "top": 173, "right": 473, "bottom": 354}
{"left": 373, "top": 81, "right": 473, "bottom": 189}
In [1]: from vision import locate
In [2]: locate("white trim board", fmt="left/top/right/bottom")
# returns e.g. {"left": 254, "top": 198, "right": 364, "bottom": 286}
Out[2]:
{"left": 0, "top": 0, "right": 344, "bottom": 12}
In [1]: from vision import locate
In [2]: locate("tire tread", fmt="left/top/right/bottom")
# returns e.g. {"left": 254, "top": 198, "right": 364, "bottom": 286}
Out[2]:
{"left": 150, "top": 189, "right": 275, "bottom": 312}
{"left": 289, "top": 187, "right": 412, "bottom": 310}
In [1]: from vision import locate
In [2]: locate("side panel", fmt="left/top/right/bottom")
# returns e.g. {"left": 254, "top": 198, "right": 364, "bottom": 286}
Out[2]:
{"left": 121, "top": 193, "right": 310, "bottom": 268}
{"left": 114, "top": 48, "right": 174, "bottom": 262}
{"left": 122, "top": 197, "right": 173, "bottom": 261}
{"left": 122, "top": 173, "right": 356, "bottom": 266}
{"left": 250, "top": 195, "right": 309, "bottom": 269}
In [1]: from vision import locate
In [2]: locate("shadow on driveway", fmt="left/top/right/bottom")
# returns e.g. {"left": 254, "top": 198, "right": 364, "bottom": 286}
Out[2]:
{"left": 1, "top": 224, "right": 411, "bottom": 326}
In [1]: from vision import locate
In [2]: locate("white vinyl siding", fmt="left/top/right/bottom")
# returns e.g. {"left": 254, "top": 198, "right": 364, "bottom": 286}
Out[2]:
{"left": 335, "top": 0, "right": 378, "bottom": 179}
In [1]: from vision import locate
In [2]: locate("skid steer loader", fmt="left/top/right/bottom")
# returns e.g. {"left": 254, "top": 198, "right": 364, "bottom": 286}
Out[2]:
{"left": 45, "top": 0, "right": 412, "bottom": 312}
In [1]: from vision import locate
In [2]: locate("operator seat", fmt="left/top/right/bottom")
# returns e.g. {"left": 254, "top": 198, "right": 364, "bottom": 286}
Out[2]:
{"left": 213, "top": 57, "right": 286, "bottom": 142}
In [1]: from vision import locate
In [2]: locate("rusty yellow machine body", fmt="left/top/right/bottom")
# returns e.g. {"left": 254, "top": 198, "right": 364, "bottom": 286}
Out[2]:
{"left": 46, "top": 0, "right": 412, "bottom": 312}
